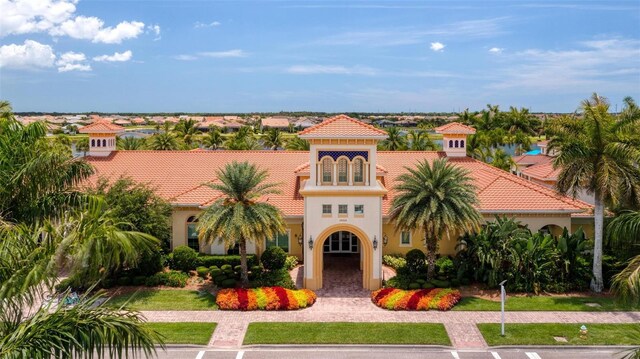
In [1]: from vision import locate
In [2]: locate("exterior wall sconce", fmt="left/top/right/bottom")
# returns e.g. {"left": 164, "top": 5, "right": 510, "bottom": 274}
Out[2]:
{"left": 383, "top": 233, "right": 388, "bottom": 246}
{"left": 373, "top": 235, "right": 378, "bottom": 250}
{"left": 296, "top": 234, "right": 302, "bottom": 245}
{"left": 308, "top": 236, "right": 313, "bottom": 250}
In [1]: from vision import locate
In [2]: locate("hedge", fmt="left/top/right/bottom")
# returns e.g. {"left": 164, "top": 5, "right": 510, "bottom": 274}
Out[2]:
{"left": 371, "top": 288, "right": 461, "bottom": 311}
{"left": 197, "top": 254, "right": 258, "bottom": 269}
{"left": 216, "top": 287, "right": 317, "bottom": 310}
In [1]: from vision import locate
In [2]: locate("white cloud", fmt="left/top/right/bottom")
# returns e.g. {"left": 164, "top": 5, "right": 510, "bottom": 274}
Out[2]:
{"left": 0, "top": 40, "right": 56, "bottom": 69}
{"left": 286, "top": 65, "right": 377, "bottom": 75}
{"left": 56, "top": 51, "right": 91, "bottom": 72}
{"left": 173, "top": 54, "right": 198, "bottom": 61}
{"left": 148, "top": 24, "right": 161, "bottom": 41}
{"left": 1, "top": 0, "right": 146, "bottom": 44}
{"left": 93, "top": 50, "right": 132, "bottom": 62}
{"left": 430, "top": 42, "right": 445, "bottom": 52}
{"left": 0, "top": 0, "right": 77, "bottom": 36}
{"left": 489, "top": 47, "right": 503, "bottom": 54}
{"left": 199, "top": 49, "right": 247, "bottom": 58}
{"left": 194, "top": 21, "right": 221, "bottom": 28}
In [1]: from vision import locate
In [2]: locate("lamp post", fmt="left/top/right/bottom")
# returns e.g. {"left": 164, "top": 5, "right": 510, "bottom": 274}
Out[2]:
{"left": 499, "top": 280, "right": 507, "bottom": 336}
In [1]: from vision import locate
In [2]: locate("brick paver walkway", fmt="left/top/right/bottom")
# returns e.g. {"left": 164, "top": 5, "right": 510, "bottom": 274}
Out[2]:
{"left": 145, "top": 255, "right": 640, "bottom": 349}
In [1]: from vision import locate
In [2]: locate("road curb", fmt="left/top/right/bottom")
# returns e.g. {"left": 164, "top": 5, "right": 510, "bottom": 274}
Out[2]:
{"left": 489, "top": 345, "right": 637, "bottom": 350}
{"left": 242, "top": 344, "right": 453, "bottom": 350}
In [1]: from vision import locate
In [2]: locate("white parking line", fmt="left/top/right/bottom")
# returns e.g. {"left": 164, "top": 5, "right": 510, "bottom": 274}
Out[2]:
{"left": 450, "top": 351, "right": 460, "bottom": 359}
{"left": 235, "top": 350, "right": 245, "bottom": 359}
{"left": 490, "top": 351, "right": 502, "bottom": 359}
{"left": 526, "top": 353, "right": 542, "bottom": 359}
{"left": 195, "top": 351, "right": 205, "bottom": 359}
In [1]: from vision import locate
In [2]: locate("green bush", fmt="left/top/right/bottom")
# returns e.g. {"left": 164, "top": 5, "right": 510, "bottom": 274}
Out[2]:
{"left": 284, "top": 256, "right": 299, "bottom": 270}
{"left": 171, "top": 246, "right": 198, "bottom": 272}
{"left": 209, "top": 267, "right": 222, "bottom": 278}
{"left": 196, "top": 266, "right": 209, "bottom": 278}
{"left": 196, "top": 254, "right": 258, "bottom": 268}
{"left": 220, "top": 278, "right": 237, "bottom": 288}
{"left": 435, "top": 256, "right": 455, "bottom": 279}
{"left": 430, "top": 279, "right": 451, "bottom": 288}
{"left": 131, "top": 276, "right": 147, "bottom": 286}
{"left": 261, "top": 247, "right": 287, "bottom": 270}
{"left": 408, "top": 282, "right": 421, "bottom": 289}
{"left": 233, "top": 265, "right": 242, "bottom": 272}
{"left": 383, "top": 254, "right": 406, "bottom": 270}
{"left": 220, "top": 264, "right": 232, "bottom": 271}
{"left": 422, "top": 282, "right": 435, "bottom": 289}
{"left": 405, "top": 249, "right": 427, "bottom": 275}
{"left": 55, "top": 276, "right": 82, "bottom": 292}
{"left": 147, "top": 270, "right": 189, "bottom": 288}
{"left": 254, "top": 268, "right": 295, "bottom": 289}
{"left": 116, "top": 276, "right": 132, "bottom": 286}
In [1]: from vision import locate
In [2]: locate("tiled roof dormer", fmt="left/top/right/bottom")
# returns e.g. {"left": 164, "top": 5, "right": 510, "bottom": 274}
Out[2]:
{"left": 298, "top": 114, "right": 388, "bottom": 139}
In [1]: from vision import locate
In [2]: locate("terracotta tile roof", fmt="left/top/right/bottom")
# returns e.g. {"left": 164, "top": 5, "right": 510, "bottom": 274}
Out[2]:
{"left": 261, "top": 117, "right": 290, "bottom": 128}
{"left": 78, "top": 120, "right": 125, "bottom": 133}
{"left": 293, "top": 161, "right": 388, "bottom": 174}
{"left": 298, "top": 115, "right": 388, "bottom": 138}
{"left": 434, "top": 122, "right": 477, "bottom": 134}
{"left": 521, "top": 161, "right": 561, "bottom": 181}
{"left": 537, "top": 140, "right": 550, "bottom": 146}
{"left": 512, "top": 154, "right": 553, "bottom": 166}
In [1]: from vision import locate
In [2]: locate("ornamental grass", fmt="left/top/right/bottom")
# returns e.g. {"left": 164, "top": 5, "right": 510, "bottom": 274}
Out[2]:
{"left": 371, "top": 288, "right": 461, "bottom": 311}
{"left": 216, "top": 287, "right": 317, "bottom": 310}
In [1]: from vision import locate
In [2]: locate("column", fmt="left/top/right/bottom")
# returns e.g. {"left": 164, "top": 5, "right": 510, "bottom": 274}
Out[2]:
{"left": 332, "top": 162, "right": 337, "bottom": 185}
{"left": 348, "top": 162, "right": 353, "bottom": 185}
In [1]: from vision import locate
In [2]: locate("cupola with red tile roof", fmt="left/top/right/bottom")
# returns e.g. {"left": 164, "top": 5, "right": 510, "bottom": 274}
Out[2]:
{"left": 78, "top": 119, "right": 125, "bottom": 157}
{"left": 434, "top": 122, "right": 476, "bottom": 158}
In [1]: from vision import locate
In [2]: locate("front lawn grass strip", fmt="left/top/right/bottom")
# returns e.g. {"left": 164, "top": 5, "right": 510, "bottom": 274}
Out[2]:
{"left": 478, "top": 323, "right": 640, "bottom": 346}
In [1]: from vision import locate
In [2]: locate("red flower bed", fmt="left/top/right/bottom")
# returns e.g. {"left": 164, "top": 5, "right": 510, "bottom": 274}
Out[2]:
{"left": 371, "top": 288, "right": 461, "bottom": 311}
{"left": 216, "top": 287, "right": 317, "bottom": 310}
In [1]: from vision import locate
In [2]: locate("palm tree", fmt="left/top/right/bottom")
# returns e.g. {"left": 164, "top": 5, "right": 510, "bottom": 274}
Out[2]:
{"left": 390, "top": 158, "right": 482, "bottom": 278}
{"left": 202, "top": 127, "right": 223, "bottom": 150}
{"left": 174, "top": 119, "right": 201, "bottom": 146}
{"left": 504, "top": 106, "right": 535, "bottom": 135}
{"left": 0, "top": 106, "right": 94, "bottom": 224}
{"left": 456, "top": 108, "right": 477, "bottom": 125}
{"left": 549, "top": 94, "right": 640, "bottom": 292}
{"left": 197, "top": 161, "right": 286, "bottom": 286}
{"left": 285, "top": 136, "right": 310, "bottom": 150}
{"left": 149, "top": 132, "right": 179, "bottom": 150}
{"left": 118, "top": 136, "right": 146, "bottom": 150}
{"left": 490, "top": 148, "right": 515, "bottom": 171}
{"left": 75, "top": 137, "right": 89, "bottom": 156}
{"left": 407, "top": 130, "right": 438, "bottom": 151}
{"left": 262, "top": 128, "right": 283, "bottom": 150}
{"left": 607, "top": 210, "right": 640, "bottom": 303}
{"left": 0, "top": 217, "right": 162, "bottom": 358}
{"left": 225, "top": 127, "right": 260, "bottom": 150}
{"left": 380, "top": 127, "right": 407, "bottom": 151}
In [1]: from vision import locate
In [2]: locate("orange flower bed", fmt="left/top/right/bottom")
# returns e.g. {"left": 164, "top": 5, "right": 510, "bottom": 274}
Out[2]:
{"left": 371, "top": 288, "right": 461, "bottom": 311}
{"left": 216, "top": 287, "right": 317, "bottom": 310}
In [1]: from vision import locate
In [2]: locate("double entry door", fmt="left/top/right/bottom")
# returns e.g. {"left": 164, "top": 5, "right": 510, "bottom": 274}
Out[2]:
{"left": 323, "top": 231, "right": 359, "bottom": 253}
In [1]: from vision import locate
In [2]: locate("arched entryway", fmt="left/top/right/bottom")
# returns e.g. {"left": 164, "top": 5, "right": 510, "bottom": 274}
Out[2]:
{"left": 311, "top": 224, "right": 376, "bottom": 291}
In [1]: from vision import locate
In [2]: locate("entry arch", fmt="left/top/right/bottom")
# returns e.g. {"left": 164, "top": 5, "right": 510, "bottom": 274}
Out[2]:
{"left": 311, "top": 223, "right": 376, "bottom": 290}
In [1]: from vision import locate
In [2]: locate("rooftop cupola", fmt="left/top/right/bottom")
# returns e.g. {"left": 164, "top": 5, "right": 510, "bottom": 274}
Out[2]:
{"left": 298, "top": 115, "right": 388, "bottom": 188}
{"left": 78, "top": 120, "right": 125, "bottom": 157}
{"left": 434, "top": 122, "right": 476, "bottom": 157}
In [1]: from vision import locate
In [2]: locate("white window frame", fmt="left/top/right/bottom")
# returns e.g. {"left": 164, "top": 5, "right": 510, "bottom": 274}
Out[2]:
{"left": 338, "top": 204, "right": 348, "bottom": 216}
{"left": 354, "top": 204, "right": 364, "bottom": 215}
{"left": 322, "top": 204, "right": 332, "bottom": 215}
{"left": 400, "top": 231, "right": 412, "bottom": 247}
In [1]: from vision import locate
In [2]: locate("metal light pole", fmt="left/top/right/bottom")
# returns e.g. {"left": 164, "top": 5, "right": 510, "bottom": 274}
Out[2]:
{"left": 500, "top": 280, "right": 507, "bottom": 336}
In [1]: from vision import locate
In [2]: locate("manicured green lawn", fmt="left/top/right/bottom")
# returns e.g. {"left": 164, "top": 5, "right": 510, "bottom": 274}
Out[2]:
{"left": 143, "top": 322, "right": 216, "bottom": 345}
{"left": 243, "top": 322, "right": 451, "bottom": 345}
{"left": 453, "top": 296, "right": 639, "bottom": 312}
{"left": 478, "top": 323, "right": 640, "bottom": 346}
{"left": 107, "top": 289, "right": 218, "bottom": 311}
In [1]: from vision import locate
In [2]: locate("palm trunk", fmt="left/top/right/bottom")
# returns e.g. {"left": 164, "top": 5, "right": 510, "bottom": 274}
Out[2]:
{"left": 239, "top": 238, "right": 249, "bottom": 288}
{"left": 591, "top": 192, "right": 604, "bottom": 293}
{"left": 425, "top": 235, "right": 437, "bottom": 280}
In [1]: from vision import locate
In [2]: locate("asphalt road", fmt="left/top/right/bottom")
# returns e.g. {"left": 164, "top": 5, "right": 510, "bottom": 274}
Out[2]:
{"left": 147, "top": 346, "right": 632, "bottom": 359}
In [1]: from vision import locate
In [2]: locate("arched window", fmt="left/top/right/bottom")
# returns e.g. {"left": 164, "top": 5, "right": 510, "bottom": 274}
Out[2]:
{"left": 186, "top": 216, "right": 200, "bottom": 252}
{"left": 448, "top": 140, "right": 453, "bottom": 148}
{"left": 321, "top": 157, "right": 333, "bottom": 184}
{"left": 454, "top": 140, "right": 459, "bottom": 148}
{"left": 102, "top": 139, "right": 107, "bottom": 147}
{"left": 91, "top": 139, "right": 95, "bottom": 147}
{"left": 460, "top": 140, "right": 465, "bottom": 147}
{"left": 337, "top": 157, "right": 348, "bottom": 184}
{"left": 96, "top": 139, "right": 101, "bottom": 147}
{"left": 353, "top": 157, "right": 364, "bottom": 184}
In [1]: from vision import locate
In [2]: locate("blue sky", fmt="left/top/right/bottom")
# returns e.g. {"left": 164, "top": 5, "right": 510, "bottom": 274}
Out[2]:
{"left": 1, "top": 0, "right": 639, "bottom": 113}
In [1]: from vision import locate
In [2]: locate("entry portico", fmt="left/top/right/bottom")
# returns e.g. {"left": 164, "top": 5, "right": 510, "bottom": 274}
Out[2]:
{"left": 298, "top": 115, "right": 388, "bottom": 290}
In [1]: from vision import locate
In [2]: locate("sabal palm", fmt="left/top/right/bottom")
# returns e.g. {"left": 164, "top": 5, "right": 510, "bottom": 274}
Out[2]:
{"left": 198, "top": 161, "right": 286, "bottom": 286}
{"left": 202, "top": 127, "right": 223, "bottom": 150}
{"left": 262, "top": 128, "right": 283, "bottom": 150}
{"left": 0, "top": 217, "right": 161, "bottom": 358}
{"left": 149, "top": 132, "right": 179, "bottom": 150}
{"left": 549, "top": 94, "right": 640, "bottom": 292}
{"left": 285, "top": 136, "right": 310, "bottom": 150}
{"left": 390, "top": 158, "right": 482, "bottom": 278}
{"left": 0, "top": 108, "right": 94, "bottom": 223}
{"left": 380, "top": 127, "right": 407, "bottom": 151}
{"left": 118, "top": 136, "right": 146, "bottom": 150}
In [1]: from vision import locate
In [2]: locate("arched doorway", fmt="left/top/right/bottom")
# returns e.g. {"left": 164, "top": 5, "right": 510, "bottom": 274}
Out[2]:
{"left": 310, "top": 224, "right": 376, "bottom": 291}
{"left": 322, "top": 231, "right": 362, "bottom": 292}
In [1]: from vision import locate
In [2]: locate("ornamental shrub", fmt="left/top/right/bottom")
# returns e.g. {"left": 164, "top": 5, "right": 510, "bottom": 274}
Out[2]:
{"left": 196, "top": 254, "right": 258, "bottom": 268}
{"left": 261, "top": 247, "right": 287, "bottom": 271}
{"left": 383, "top": 254, "right": 406, "bottom": 270}
{"left": 284, "top": 256, "right": 299, "bottom": 271}
{"left": 147, "top": 270, "right": 188, "bottom": 288}
{"left": 435, "top": 256, "right": 455, "bottom": 279}
{"left": 171, "top": 246, "right": 198, "bottom": 272}
{"left": 371, "top": 288, "right": 461, "bottom": 311}
{"left": 254, "top": 269, "right": 295, "bottom": 289}
{"left": 216, "top": 287, "right": 317, "bottom": 310}
{"left": 405, "top": 249, "right": 427, "bottom": 275}
{"left": 196, "top": 266, "right": 209, "bottom": 278}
